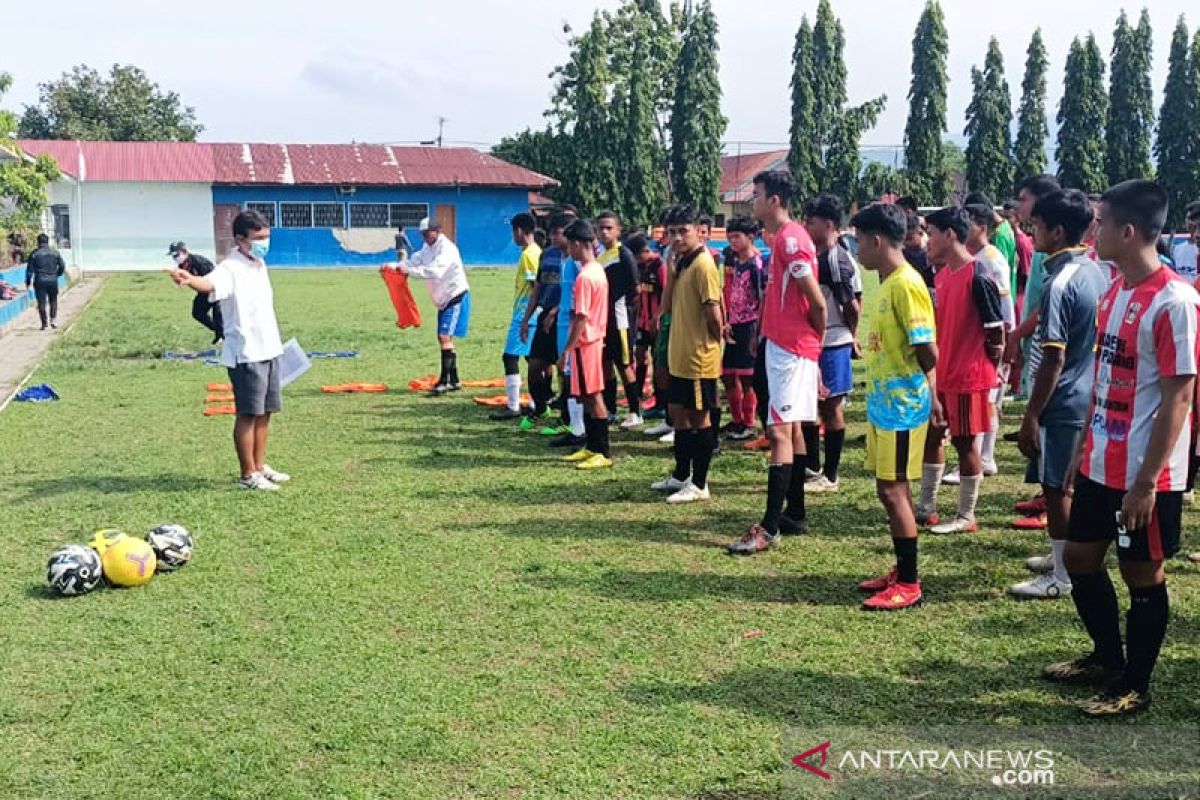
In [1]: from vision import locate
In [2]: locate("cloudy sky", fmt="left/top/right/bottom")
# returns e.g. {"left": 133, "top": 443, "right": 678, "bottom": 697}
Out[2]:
{"left": 4, "top": 0, "right": 1191, "bottom": 155}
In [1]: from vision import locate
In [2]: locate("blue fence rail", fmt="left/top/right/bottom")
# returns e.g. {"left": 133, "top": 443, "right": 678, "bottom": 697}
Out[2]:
{"left": 0, "top": 265, "right": 69, "bottom": 333}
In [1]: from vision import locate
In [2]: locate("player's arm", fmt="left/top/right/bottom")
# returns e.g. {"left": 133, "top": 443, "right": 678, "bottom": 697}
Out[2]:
{"left": 797, "top": 271, "right": 826, "bottom": 342}
{"left": 915, "top": 343, "right": 941, "bottom": 427}
{"left": 704, "top": 300, "right": 722, "bottom": 341}
{"left": 1121, "top": 374, "right": 1195, "bottom": 530}
{"left": 563, "top": 311, "right": 587, "bottom": 355}
{"left": 1018, "top": 285, "right": 1069, "bottom": 458}
{"left": 971, "top": 270, "right": 1006, "bottom": 365}
{"left": 659, "top": 252, "right": 676, "bottom": 318}
{"left": 167, "top": 268, "right": 216, "bottom": 295}
{"left": 403, "top": 248, "right": 455, "bottom": 280}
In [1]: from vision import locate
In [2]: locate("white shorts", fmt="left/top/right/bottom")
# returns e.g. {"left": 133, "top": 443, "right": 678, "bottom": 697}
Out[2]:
{"left": 765, "top": 340, "right": 819, "bottom": 425}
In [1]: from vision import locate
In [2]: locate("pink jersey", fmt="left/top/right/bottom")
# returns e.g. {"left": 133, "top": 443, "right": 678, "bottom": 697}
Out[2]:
{"left": 760, "top": 220, "right": 821, "bottom": 359}
{"left": 1082, "top": 268, "right": 1200, "bottom": 491}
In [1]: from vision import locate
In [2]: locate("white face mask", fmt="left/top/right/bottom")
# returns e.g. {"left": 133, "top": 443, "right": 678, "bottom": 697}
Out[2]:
{"left": 172, "top": 253, "right": 187, "bottom": 266}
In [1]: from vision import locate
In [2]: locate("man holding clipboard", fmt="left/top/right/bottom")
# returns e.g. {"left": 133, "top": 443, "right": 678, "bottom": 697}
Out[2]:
{"left": 167, "top": 209, "right": 292, "bottom": 491}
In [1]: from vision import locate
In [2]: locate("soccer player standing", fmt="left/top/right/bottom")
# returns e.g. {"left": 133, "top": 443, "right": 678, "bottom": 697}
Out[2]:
{"left": 491, "top": 213, "right": 542, "bottom": 421}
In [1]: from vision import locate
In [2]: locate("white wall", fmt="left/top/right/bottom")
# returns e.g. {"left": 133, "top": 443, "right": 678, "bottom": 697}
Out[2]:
{"left": 50, "top": 181, "right": 216, "bottom": 271}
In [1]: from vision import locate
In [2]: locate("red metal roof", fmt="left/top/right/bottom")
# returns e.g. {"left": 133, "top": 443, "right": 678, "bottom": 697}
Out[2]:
{"left": 18, "top": 140, "right": 557, "bottom": 189}
{"left": 720, "top": 149, "right": 788, "bottom": 202}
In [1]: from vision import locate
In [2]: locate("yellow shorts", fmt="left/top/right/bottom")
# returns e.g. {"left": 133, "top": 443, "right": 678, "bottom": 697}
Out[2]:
{"left": 865, "top": 422, "right": 928, "bottom": 482}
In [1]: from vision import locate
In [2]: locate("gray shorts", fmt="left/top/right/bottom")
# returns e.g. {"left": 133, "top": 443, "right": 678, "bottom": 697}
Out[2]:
{"left": 228, "top": 357, "right": 282, "bottom": 417}
{"left": 1037, "top": 423, "right": 1082, "bottom": 490}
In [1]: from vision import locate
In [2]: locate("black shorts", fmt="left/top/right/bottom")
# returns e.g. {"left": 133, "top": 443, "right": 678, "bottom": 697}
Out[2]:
{"left": 529, "top": 322, "right": 558, "bottom": 363}
{"left": 668, "top": 375, "right": 719, "bottom": 411}
{"left": 722, "top": 321, "right": 757, "bottom": 376}
{"left": 1068, "top": 476, "right": 1182, "bottom": 562}
{"left": 636, "top": 328, "right": 657, "bottom": 348}
{"left": 604, "top": 328, "right": 633, "bottom": 369}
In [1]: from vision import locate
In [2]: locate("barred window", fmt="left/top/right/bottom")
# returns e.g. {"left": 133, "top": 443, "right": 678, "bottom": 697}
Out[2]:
{"left": 348, "top": 203, "right": 390, "bottom": 228}
{"left": 280, "top": 202, "right": 313, "bottom": 228}
{"left": 313, "top": 202, "right": 345, "bottom": 228}
{"left": 245, "top": 202, "right": 277, "bottom": 226}
{"left": 389, "top": 203, "right": 428, "bottom": 229}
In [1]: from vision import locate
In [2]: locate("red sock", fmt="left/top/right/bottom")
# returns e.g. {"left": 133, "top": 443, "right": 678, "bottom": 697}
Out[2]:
{"left": 726, "top": 380, "right": 744, "bottom": 426}
{"left": 742, "top": 386, "right": 757, "bottom": 428}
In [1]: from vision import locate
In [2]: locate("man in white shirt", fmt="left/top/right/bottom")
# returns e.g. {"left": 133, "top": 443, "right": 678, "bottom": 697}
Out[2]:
{"left": 167, "top": 210, "right": 289, "bottom": 491}
{"left": 1171, "top": 201, "right": 1199, "bottom": 282}
{"left": 387, "top": 217, "right": 471, "bottom": 395}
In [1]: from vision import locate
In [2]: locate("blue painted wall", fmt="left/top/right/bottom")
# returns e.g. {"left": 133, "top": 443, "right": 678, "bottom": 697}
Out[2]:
{"left": 211, "top": 185, "right": 528, "bottom": 267}
{"left": 0, "top": 265, "right": 68, "bottom": 331}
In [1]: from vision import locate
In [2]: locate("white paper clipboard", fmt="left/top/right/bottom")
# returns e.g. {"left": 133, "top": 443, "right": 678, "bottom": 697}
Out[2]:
{"left": 279, "top": 338, "right": 311, "bottom": 387}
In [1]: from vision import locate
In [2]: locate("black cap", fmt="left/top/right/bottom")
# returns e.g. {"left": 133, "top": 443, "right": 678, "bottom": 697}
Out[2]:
{"left": 167, "top": 241, "right": 187, "bottom": 255}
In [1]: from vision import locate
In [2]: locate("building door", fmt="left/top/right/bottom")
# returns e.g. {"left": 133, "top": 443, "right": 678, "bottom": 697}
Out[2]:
{"left": 213, "top": 205, "right": 240, "bottom": 259}
{"left": 434, "top": 204, "right": 457, "bottom": 241}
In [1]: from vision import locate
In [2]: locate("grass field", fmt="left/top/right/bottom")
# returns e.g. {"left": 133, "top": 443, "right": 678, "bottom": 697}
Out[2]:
{"left": 1, "top": 268, "right": 1197, "bottom": 799}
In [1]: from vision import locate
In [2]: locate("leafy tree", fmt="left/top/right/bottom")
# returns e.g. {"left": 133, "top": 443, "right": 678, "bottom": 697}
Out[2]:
{"left": 670, "top": 0, "right": 726, "bottom": 213}
{"left": 788, "top": 16, "right": 819, "bottom": 204}
{"left": 1105, "top": 10, "right": 1155, "bottom": 183}
{"left": 0, "top": 73, "right": 61, "bottom": 236}
{"left": 903, "top": 1, "right": 950, "bottom": 204}
{"left": 964, "top": 38, "right": 1013, "bottom": 201}
{"left": 1013, "top": 29, "right": 1049, "bottom": 185}
{"left": 1156, "top": 16, "right": 1200, "bottom": 230}
{"left": 1057, "top": 35, "right": 1108, "bottom": 192}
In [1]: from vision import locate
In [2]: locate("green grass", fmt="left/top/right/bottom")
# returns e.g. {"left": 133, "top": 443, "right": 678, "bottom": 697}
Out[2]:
{"left": 0, "top": 269, "right": 1197, "bottom": 800}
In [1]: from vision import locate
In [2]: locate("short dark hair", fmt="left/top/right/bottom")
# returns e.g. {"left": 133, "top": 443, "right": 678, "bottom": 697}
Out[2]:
{"left": 1002, "top": 199, "right": 1020, "bottom": 213}
{"left": 625, "top": 233, "right": 650, "bottom": 255}
{"left": 896, "top": 195, "right": 920, "bottom": 213}
{"left": 563, "top": 219, "right": 596, "bottom": 242}
{"left": 596, "top": 210, "right": 621, "bottom": 226}
{"left": 233, "top": 209, "right": 270, "bottom": 238}
{"left": 663, "top": 204, "right": 699, "bottom": 226}
{"left": 1185, "top": 201, "right": 1200, "bottom": 221}
{"left": 1031, "top": 189, "right": 1094, "bottom": 245}
{"left": 964, "top": 203, "right": 996, "bottom": 229}
{"left": 964, "top": 191, "right": 993, "bottom": 208}
{"left": 803, "top": 193, "right": 844, "bottom": 225}
{"left": 1017, "top": 174, "right": 1061, "bottom": 200}
{"left": 850, "top": 203, "right": 907, "bottom": 245}
{"left": 510, "top": 213, "right": 536, "bottom": 234}
{"left": 533, "top": 229, "right": 547, "bottom": 248}
{"left": 697, "top": 214, "right": 713, "bottom": 230}
{"left": 925, "top": 206, "right": 971, "bottom": 242}
{"left": 752, "top": 169, "right": 796, "bottom": 207}
{"left": 547, "top": 212, "right": 574, "bottom": 232}
{"left": 1100, "top": 180, "right": 1169, "bottom": 242}
{"left": 36, "top": 233, "right": 50, "bottom": 246}
{"left": 904, "top": 209, "right": 923, "bottom": 235}
{"left": 726, "top": 215, "right": 759, "bottom": 236}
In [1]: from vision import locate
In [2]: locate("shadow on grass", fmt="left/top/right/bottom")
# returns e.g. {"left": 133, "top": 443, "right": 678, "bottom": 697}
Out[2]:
{"left": 11, "top": 473, "right": 222, "bottom": 502}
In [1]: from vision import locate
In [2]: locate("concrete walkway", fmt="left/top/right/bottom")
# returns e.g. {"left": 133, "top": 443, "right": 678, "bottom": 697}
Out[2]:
{"left": 0, "top": 275, "right": 108, "bottom": 412}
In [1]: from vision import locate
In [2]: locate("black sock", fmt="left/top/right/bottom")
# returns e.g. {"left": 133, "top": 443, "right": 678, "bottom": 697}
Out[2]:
{"left": 583, "top": 416, "right": 598, "bottom": 453}
{"left": 803, "top": 425, "right": 821, "bottom": 473}
{"left": 1124, "top": 583, "right": 1169, "bottom": 693}
{"left": 691, "top": 427, "right": 714, "bottom": 490}
{"left": 502, "top": 354, "right": 520, "bottom": 376}
{"left": 596, "top": 416, "right": 611, "bottom": 457}
{"left": 824, "top": 428, "right": 846, "bottom": 482}
{"left": 603, "top": 380, "right": 618, "bottom": 420}
{"left": 761, "top": 463, "right": 792, "bottom": 535}
{"left": 635, "top": 360, "right": 649, "bottom": 402}
{"left": 439, "top": 350, "right": 453, "bottom": 384}
{"left": 1187, "top": 453, "right": 1198, "bottom": 493}
{"left": 784, "top": 460, "right": 807, "bottom": 521}
{"left": 893, "top": 537, "right": 918, "bottom": 584}
{"left": 712, "top": 406, "right": 722, "bottom": 434}
{"left": 446, "top": 350, "right": 459, "bottom": 384}
{"left": 625, "top": 379, "right": 641, "bottom": 416}
{"left": 673, "top": 429, "right": 693, "bottom": 482}
{"left": 1068, "top": 571, "right": 1126, "bottom": 670}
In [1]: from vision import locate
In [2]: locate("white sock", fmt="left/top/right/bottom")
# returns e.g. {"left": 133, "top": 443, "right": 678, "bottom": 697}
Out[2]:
{"left": 505, "top": 374, "right": 522, "bottom": 412}
{"left": 1051, "top": 539, "right": 1069, "bottom": 584}
{"left": 958, "top": 474, "right": 983, "bottom": 521}
{"left": 981, "top": 430, "right": 997, "bottom": 465}
{"left": 568, "top": 399, "right": 585, "bottom": 437}
{"left": 919, "top": 463, "right": 944, "bottom": 514}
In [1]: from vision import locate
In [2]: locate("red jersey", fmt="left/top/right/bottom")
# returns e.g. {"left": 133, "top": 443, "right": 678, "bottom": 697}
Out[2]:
{"left": 573, "top": 261, "right": 609, "bottom": 345}
{"left": 760, "top": 220, "right": 821, "bottom": 359}
{"left": 1081, "top": 268, "right": 1200, "bottom": 491}
{"left": 933, "top": 257, "right": 1006, "bottom": 393}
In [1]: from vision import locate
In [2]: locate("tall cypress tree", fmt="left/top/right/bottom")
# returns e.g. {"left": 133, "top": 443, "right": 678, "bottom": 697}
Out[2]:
{"left": 572, "top": 13, "right": 619, "bottom": 214}
{"left": 903, "top": 0, "right": 950, "bottom": 205}
{"left": 670, "top": 0, "right": 726, "bottom": 213}
{"left": 788, "top": 16, "right": 819, "bottom": 204}
{"left": 1105, "top": 10, "right": 1156, "bottom": 183}
{"left": 964, "top": 38, "right": 1013, "bottom": 201}
{"left": 1013, "top": 29, "right": 1049, "bottom": 185}
{"left": 1057, "top": 35, "right": 1108, "bottom": 192}
{"left": 619, "top": 6, "right": 668, "bottom": 226}
{"left": 1156, "top": 17, "right": 1200, "bottom": 230}
{"left": 811, "top": 0, "right": 847, "bottom": 185}
{"left": 825, "top": 97, "right": 887, "bottom": 204}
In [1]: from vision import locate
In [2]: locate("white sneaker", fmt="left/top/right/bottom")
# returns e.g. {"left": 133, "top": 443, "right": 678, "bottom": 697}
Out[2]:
{"left": 1025, "top": 553, "right": 1054, "bottom": 574}
{"left": 1009, "top": 573, "right": 1072, "bottom": 599}
{"left": 805, "top": 474, "right": 839, "bottom": 493}
{"left": 644, "top": 422, "right": 673, "bottom": 437}
{"left": 804, "top": 467, "right": 822, "bottom": 480}
{"left": 666, "top": 480, "right": 710, "bottom": 504}
{"left": 941, "top": 467, "right": 961, "bottom": 486}
{"left": 659, "top": 430, "right": 676, "bottom": 444}
{"left": 982, "top": 459, "right": 999, "bottom": 477}
{"left": 651, "top": 475, "right": 687, "bottom": 493}
{"left": 929, "top": 515, "right": 978, "bottom": 534}
{"left": 620, "top": 414, "right": 644, "bottom": 430}
{"left": 238, "top": 472, "right": 279, "bottom": 491}
{"left": 260, "top": 464, "right": 291, "bottom": 483}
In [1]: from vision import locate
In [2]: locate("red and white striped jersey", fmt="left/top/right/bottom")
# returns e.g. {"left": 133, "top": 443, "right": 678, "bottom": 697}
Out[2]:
{"left": 1082, "top": 267, "right": 1200, "bottom": 491}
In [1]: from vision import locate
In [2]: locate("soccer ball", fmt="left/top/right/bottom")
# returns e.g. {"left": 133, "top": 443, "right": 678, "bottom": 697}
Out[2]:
{"left": 46, "top": 545, "right": 104, "bottom": 596}
{"left": 146, "top": 524, "right": 193, "bottom": 571}
{"left": 89, "top": 529, "right": 156, "bottom": 588}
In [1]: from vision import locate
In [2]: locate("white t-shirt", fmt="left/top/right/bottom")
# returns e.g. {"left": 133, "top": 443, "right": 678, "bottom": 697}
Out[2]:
{"left": 208, "top": 249, "right": 284, "bottom": 367}
{"left": 1172, "top": 240, "right": 1198, "bottom": 282}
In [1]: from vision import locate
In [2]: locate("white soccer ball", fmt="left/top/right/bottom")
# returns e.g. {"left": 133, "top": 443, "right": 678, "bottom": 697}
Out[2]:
{"left": 47, "top": 545, "right": 104, "bottom": 596}
{"left": 145, "top": 524, "right": 194, "bottom": 572}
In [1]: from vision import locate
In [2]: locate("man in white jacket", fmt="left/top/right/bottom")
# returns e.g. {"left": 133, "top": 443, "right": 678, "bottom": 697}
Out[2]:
{"left": 390, "top": 217, "right": 471, "bottom": 395}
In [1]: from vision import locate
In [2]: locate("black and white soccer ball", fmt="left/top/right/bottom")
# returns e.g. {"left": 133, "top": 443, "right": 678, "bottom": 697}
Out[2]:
{"left": 46, "top": 545, "right": 104, "bottom": 596}
{"left": 145, "top": 524, "right": 193, "bottom": 572}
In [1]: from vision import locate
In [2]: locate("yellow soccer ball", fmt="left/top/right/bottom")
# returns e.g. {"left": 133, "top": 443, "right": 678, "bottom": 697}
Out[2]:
{"left": 90, "top": 529, "right": 157, "bottom": 587}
